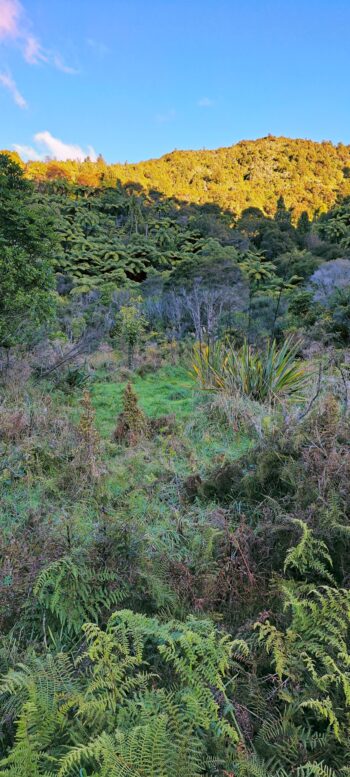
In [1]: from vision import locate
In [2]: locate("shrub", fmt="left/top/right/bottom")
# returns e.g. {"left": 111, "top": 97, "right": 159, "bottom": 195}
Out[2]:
{"left": 75, "top": 390, "right": 102, "bottom": 481}
{"left": 113, "top": 382, "right": 148, "bottom": 445}
{"left": 192, "top": 337, "right": 308, "bottom": 404}
{"left": 54, "top": 365, "right": 90, "bottom": 391}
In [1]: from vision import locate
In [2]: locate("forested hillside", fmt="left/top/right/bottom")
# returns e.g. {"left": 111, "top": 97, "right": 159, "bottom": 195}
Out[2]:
{"left": 6, "top": 135, "right": 350, "bottom": 219}
{"left": 2, "top": 144, "right": 349, "bottom": 347}
{"left": 1, "top": 148, "right": 350, "bottom": 776}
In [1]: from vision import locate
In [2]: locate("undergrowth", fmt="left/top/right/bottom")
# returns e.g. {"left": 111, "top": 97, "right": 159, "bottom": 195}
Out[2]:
{"left": 1, "top": 350, "right": 350, "bottom": 775}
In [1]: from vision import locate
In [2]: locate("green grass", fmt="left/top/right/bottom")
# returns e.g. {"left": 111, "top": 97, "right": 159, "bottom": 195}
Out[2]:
{"left": 90, "top": 362, "right": 251, "bottom": 479}
{"left": 90, "top": 365, "right": 196, "bottom": 437}
{"left": 0, "top": 361, "right": 252, "bottom": 537}
{"left": 190, "top": 423, "right": 251, "bottom": 471}
{"left": 0, "top": 483, "right": 43, "bottom": 532}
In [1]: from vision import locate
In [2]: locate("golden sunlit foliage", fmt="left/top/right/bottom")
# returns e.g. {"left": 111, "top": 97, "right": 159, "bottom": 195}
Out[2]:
{"left": 15, "top": 135, "right": 350, "bottom": 220}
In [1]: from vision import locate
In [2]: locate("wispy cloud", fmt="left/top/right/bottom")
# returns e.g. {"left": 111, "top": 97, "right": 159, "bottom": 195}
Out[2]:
{"left": 23, "top": 34, "right": 47, "bottom": 64}
{"left": 0, "top": 0, "right": 78, "bottom": 77}
{"left": 14, "top": 131, "right": 97, "bottom": 161}
{"left": 197, "top": 97, "right": 214, "bottom": 108}
{"left": 53, "top": 54, "right": 79, "bottom": 75}
{"left": 0, "top": 0, "right": 21, "bottom": 40}
{"left": 13, "top": 142, "right": 41, "bottom": 160}
{"left": 0, "top": 70, "right": 27, "bottom": 107}
{"left": 155, "top": 108, "right": 176, "bottom": 124}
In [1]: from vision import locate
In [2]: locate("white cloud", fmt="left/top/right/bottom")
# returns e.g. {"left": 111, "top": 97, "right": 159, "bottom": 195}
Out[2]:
{"left": 197, "top": 97, "right": 214, "bottom": 108}
{"left": 13, "top": 131, "right": 97, "bottom": 161}
{"left": 34, "top": 131, "right": 97, "bottom": 161}
{"left": 0, "top": 0, "right": 21, "bottom": 40}
{"left": 155, "top": 108, "right": 176, "bottom": 124}
{"left": 23, "top": 35, "right": 47, "bottom": 64}
{"left": 53, "top": 54, "right": 79, "bottom": 75}
{"left": 0, "top": 71, "right": 27, "bottom": 107}
{"left": 0, "top": 0, "right": 77, "bottom": 75}
{"left": 13, "top": 143, "right": 42, "bottom": 160}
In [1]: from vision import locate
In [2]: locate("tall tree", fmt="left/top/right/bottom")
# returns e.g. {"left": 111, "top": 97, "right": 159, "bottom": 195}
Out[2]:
{"left": 0, "top": 153, "right": 56, "bottom": 357}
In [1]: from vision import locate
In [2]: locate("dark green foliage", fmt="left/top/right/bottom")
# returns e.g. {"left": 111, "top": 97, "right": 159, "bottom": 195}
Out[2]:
{"left": 54, "top": 365, "right": 90, "bottom": 391}
{"left": 321, "top": 286, "right": 350, "bottom": 344}
{"left": 288, "top": 289, "right": 316, "bottom": 321}
{"left": 297, "top": 210, "right": 311, "bottom": 236}
{"left": 289, "top": 280, "right": 350, "bottom": 345}
{"left": 0, "top": 153, "right": 56, "bottom": 351}
{"left": 317, "top": 199, "right": 350, "bottom": 246}
{"left": 165, "top": 239, "right": 240, "bottom": 289}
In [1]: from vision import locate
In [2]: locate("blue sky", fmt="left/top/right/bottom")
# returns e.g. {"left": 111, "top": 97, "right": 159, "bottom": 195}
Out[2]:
{"left": 0, "top": 0, "right": 350, "bottom": 163}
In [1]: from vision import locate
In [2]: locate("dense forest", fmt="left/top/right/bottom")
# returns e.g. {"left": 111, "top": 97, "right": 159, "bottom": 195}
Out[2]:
{"left": 1, "top": 142, "right": 350, "bottom": 776}
{"left": 4, "top": 135, "right": 350, "bottom": 218}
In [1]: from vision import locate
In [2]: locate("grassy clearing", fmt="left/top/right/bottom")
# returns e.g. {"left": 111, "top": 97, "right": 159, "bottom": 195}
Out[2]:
{"left": 0, "top": 360, "right": 252, "bottom": 537}
{"left": 90, "top": 365, "right": 196, "bottom": 436}
{"left": 91, "top": 363, "right": 251, "bottom": 469}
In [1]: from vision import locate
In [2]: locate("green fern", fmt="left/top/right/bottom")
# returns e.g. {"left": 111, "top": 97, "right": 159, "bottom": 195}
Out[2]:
{"left": 0, "top": 653, "right": 77, "bottom": 776}
{"left": 296, "top": 764, "right": 340, "bottom": 777}
{"left": 34, "top": 556, "right": 126, "bottom": 635}
{"left": 254, "top": 522, "right": 350, "bottom": 770}
{"left": 284, "top": 519, "right": 335, "bottom": 583}
{"left": 0, "top": 609, "right": 241, "bottom": 776}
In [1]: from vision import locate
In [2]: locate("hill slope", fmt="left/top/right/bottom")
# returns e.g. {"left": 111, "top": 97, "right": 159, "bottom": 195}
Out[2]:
{"left": 17, "top": 135, "right": 350, "bottom": 219}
